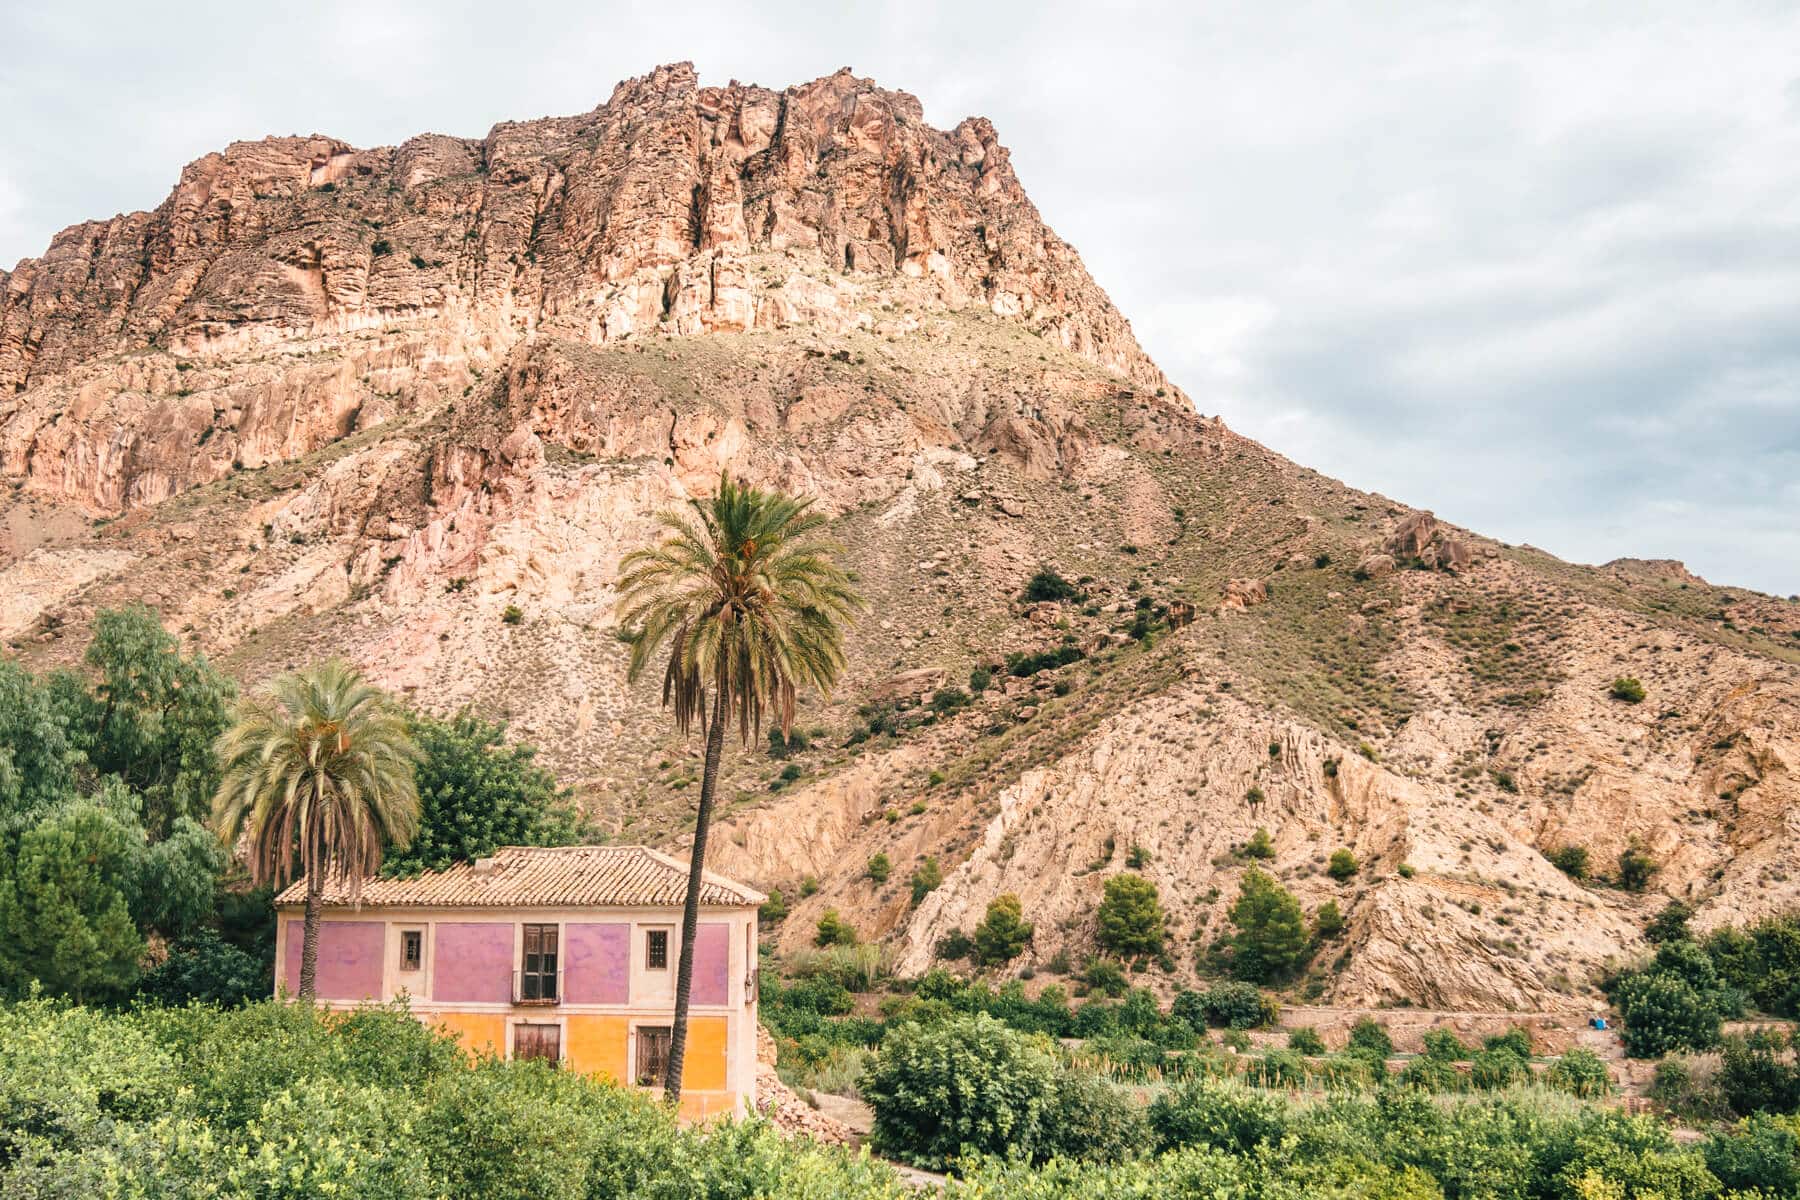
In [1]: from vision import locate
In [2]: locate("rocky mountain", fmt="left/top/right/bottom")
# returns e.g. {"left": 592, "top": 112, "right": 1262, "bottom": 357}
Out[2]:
{"left": 4, "top": 63, "right": 1797, "bottom": 1012}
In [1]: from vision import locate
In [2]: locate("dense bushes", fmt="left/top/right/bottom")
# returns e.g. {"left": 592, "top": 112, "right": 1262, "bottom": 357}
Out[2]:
{"left": 6, "top": 997, "right": 1786, "bottom": 1200}
{"left": 0, "top": 997, "right": 905, "bottom": 1199}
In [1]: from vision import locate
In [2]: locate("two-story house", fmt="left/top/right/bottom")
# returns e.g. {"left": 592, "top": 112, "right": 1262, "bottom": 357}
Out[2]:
{"left": 273, "top": 845, "right": 764, "bottom": 1119}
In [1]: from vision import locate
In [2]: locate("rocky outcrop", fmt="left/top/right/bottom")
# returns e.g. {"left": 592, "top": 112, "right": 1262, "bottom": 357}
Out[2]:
{"left": 1, "top": 63, "right": 1180, "bottom": 516}
{"left": 1387, "top": 511, "right": 1475, "bottom": 573}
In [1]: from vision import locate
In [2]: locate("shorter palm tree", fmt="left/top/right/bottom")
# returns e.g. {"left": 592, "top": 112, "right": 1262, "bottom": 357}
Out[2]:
{"left": 212, "top": 660, "right": 419, "bottom": 1000}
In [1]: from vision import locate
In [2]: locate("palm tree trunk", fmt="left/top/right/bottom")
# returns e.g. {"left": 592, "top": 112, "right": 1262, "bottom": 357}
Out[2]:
{"left": 663, "top": 687, "right": 728, "bottom": 1106}
{"left": 299, "top": 869, "right": 323, "bottom": 1002}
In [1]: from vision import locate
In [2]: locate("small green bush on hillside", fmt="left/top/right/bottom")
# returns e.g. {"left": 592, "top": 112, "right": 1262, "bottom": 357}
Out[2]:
{"left": 1611, "top": 676, "right": 1647, "bottom": 703}
{"left": 1326, "top": 848, "right": 1359, "bottom": 881}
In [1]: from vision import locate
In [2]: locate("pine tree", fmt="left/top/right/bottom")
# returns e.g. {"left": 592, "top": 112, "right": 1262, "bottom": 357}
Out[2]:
{"left": 1096, "top": 873, "right": 1166, "bottom": 957}
{"left": 974, "top": 894, "right": 1033, "bottom": 965}
{"left": 1227, "top": 868, "right": 1311, "bottom": 983}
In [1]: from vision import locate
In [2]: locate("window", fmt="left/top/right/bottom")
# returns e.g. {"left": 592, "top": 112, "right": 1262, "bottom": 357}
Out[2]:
{"left": 399, "top": 930, "right": 423, "bottom": 972}
{"left": 521, "top": 924, "right": 558, "bottom": 1002}
{"left": 646, "top": 929, "right": 669, "bottom": 970}
{"left": 636, "top": 1026, "right": 672, "bottom": 1086}
{"left": 515, "top": 1022, "right": 560, "bottom": 1064}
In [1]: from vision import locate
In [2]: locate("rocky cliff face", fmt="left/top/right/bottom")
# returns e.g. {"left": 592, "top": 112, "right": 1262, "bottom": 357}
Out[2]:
{"left": 1, "top": 63, "right": 1175, "bottom": 515}
{"left": 4, "top": 64, "right": 1797, "bottom": 1013}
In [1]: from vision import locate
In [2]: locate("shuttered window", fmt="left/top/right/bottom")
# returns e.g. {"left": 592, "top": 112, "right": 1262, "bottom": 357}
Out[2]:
{"left": 515, "top": 1022, "right": 560, "bottom": 1064}
{"left": 521, "top": 924, "right": 559, "bottom": 1001}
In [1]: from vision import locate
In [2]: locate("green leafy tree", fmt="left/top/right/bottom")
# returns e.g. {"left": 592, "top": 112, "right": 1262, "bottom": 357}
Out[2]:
{"left": 69, "top": 606, "right": 234, "bottom": 839}
{"left": 1616, "top": 970, "right": 1721, "bottom": 1058}
{"left": 0, "top": 659, "right": 76, "bottom": 821}
{"left": 1348, "top": 1016, "right": 1394, "bottom": 1059}
{"left": 0, "top": 799, "right": 146, "bottom": 999}
{"left": 616, "top": 473, "right": 861, "bottom": 1104}
{"left": 386, "top": 712, "right": 583, "bottom": 875}
{"left": 1226, "top": 868, "right": 1311, "bottom": 982}
{"left": 139, "top": 816, "right": 226, "bottom": 937}
{"left": 137, "top": 930, "right": 267, "bottom": 1007}
{"left": 212, "top": 661, "right": 420, "bottom": 1001}
{"left": 1096, "top": 873, "right": 1166, "bottom": 957}
{"left": 864, "top": 1013, "right": 1057, "bottom": 1169}
{"left": 974, "top": 894, "right": 1033, "bottom": 965}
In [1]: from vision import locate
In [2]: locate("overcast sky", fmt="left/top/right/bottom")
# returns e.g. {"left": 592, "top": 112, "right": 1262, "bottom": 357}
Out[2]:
{"left": 4, "top": 2, "right": 1796, "bottom": 595}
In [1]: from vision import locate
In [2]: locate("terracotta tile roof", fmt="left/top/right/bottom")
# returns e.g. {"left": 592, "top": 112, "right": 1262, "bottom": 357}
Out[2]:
{"left": 274, "top": 845, "right": 765, "bottom": 909}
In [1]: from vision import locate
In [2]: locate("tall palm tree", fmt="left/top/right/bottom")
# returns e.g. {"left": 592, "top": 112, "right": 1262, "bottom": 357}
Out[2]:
{"left": 211, "top": 660, "right": 420, "bottom": 1001}
{"left": 617, "top": 473, "right": 862, "bottom": 1103}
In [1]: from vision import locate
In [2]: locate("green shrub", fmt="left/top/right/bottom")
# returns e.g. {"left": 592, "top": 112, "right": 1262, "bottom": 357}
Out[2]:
{"left": 866, "top": 853, "right": 891, "bottom": 884}
{"left": 1037, "top": 1068, "right": 1149, "bottom": 1164}
{"left": 1421, "top": 1028, "right": 1468, "bottom": 1061}
{"left": 909, "top": 857, "right": 942, "bottom": 905}
{"left": 1288, "top": 1027, "right": 1327, "bottom": 1056}
{"left": 815, "top": 909, "right": 859, "bottom": 948}
{"left": 135, "top": 931, "right": 266, "bottom": 1008}
{"left": 864, "top": 1013, "right": 1057, "bottom": 1169}
{"left": 1348, "top": 1017, "right": 1393, "bottom": 1059}
{"left": 1619, "top": 843, "right": 1658, "bottom": 892}
{"left": 1548, "top": 844, "right": 1589, "bottom": 880}
{"left": 1326, "top": 849, "right": 1359, "bottom": 881}
{"left": 969, "top": 666, "right": 993, "bottom": 693}
{"left": 759, "top": 888, "right": 788, "bottom": 923}
{"left": 1704, "top": 1112, "right": 1800, "bottom": 1194}
{"left": 501, "top": 604, "right": 523, "bottom": 625}
{"left": 1081, "top": 957, "right": 1129, "bottom": 999}
{"left": 935, "top": 930, "right": 975, "bottom": 962}
{"left": 1645, "top": 900, "right": 1693, "bottom": 945}
{"left": 1148, "top": 1078, "right": 1288, "bottom": 1154}
{"left": 1717, "top": 1029, "right": 1800, "bottom": 1116}
{"left": 1096, "top": 873, "right": 1166, "bottom": 958}
{"left": 1022, "top": 569, "right": 1082, "bottom": 604}
{"left": 974, "top": 894, "right": 1034, "bottom": 966}
{"left": 930, "top": 687, "right": 972, "bottom": 714}
{"left": 1470, "top": 1044, "right": 1530, "bottom": 1090}
{"left": 1546, "top": 1047, "right": 1613, "bottom": 1098}
{"left": 1199, "top": 981, "right": 1275, "bottom": 1029}
{"left": 1610, "top": 676, "right": 1647, "bottom": 703}
{"left": 1313, "top": 901, "right": 1346, "bottom": 941}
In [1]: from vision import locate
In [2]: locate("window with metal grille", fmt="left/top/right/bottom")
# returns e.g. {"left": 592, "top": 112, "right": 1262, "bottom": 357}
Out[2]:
{"left": 636, "top": 1026, "right": 672, "bottom": 1086}
{"left": 645, "top": 928, "right": 669, "bottom": 970}
{"left": 521, "top": 924, "right": 559, "bottom": 1001}
{"left": 399, "top": 930, "right": 422, "bottom": 972}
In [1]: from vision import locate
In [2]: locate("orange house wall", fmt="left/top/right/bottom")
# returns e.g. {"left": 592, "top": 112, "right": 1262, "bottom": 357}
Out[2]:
{"left": 565, "top": 1014, "right": 631, "bottom": 1083}
{"left": 431, "top": 1011, "right": 506, "bottom": 1057}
